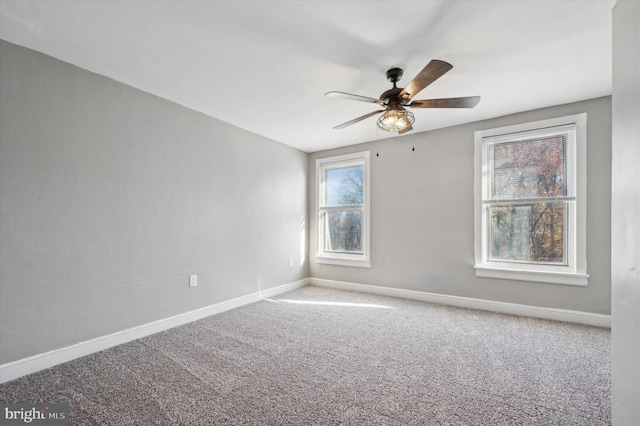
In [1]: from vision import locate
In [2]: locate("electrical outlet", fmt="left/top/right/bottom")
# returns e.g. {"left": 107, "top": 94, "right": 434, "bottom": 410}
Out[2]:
{"left": 289, "top": 259, "right": 293, "bottom": 268}
{"left": 189, "top": 274, "right": 197, "bottom": 287}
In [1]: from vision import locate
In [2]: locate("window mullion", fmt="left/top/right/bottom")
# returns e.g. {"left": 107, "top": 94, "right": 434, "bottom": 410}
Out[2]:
{"left": 320, "top": 205, "right": 363, "bottom": 212}
{"left": 483, "top": 196, "right": 575, "bottom": 205}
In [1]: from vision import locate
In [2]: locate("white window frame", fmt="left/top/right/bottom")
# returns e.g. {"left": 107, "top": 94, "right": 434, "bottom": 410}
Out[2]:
{"left": 315, "top": 151, "right": 371, "bottom": 268}
{"left": 474, "top": 114, "right": 588, "bottom": 286}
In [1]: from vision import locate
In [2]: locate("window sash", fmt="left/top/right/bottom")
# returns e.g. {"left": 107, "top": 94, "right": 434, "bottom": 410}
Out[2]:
{"left": 482, "top": 124, "right": 576, "bottom": 203}
{"left": 318, "top": 160, "right": 364, "bottom": 208}
{"left": 320, "top": 208, "right": 364, "bottom": 254}
{"left": 485, "top": 200, "right": 570, "bottom": 266}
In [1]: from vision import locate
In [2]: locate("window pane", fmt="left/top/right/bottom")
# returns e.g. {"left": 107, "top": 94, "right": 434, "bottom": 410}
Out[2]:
{"left": 326, "top": 210, "right": 362, "bottom": 253}
{"left": 489, "top": 202, "right": 565, "bottom": 264}
{"left": 326, "top": 166, "right": 363, "bottom": 207}
{"left": 488, "top": 136, "right": 566, "bottom": 200}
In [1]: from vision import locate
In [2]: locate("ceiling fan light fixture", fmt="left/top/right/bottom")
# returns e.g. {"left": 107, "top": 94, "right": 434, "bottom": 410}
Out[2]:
{"left": 377, "top": 108, "right": 415, "bottom": 132}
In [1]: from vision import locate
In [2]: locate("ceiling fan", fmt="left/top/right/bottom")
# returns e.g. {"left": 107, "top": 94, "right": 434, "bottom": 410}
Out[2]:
{"left": 326, "top": 60, "right": 480, "bottom": 134}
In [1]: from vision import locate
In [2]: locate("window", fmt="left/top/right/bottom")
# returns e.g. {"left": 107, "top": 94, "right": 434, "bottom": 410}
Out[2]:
{"left": 474, "top": 114, "right": 588, "bottom": 285}
{"left": 315, "top": 151, "right": 371, "bottom": 267}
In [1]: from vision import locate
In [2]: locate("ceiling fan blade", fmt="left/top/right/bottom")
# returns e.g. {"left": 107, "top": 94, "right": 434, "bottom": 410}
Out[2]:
{"left": 399, "top": 60, "right": 453, "bottom": 100}
{"left": 333, "top": 110, "right": 385, "bottom": 130}
{"left": 325, "top": 91, "right": 384, "bottom": 105}
{"left": 409, "top": 96, "right": 481, "bottom": 109}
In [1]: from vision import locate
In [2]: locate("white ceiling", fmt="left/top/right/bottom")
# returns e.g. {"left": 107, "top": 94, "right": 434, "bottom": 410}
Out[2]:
{"left": 0, "top": 0, "right": 615, "bottom": 153}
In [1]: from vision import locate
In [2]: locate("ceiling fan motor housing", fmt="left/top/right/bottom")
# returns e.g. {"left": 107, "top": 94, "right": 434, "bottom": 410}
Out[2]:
{"left": 381, "top": 68, "right": 411, "bottom": 105}
{"left": 380, "top": 87, "right": 405, "bottom": 106}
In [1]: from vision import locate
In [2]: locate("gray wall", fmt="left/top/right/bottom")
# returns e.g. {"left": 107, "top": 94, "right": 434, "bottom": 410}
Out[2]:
{"left": 309, "top": 96, "right": 611, "bottom": 315}
{"left": 612, "top": 1, "right": 640, "bottom": 423}
{"left": 0, "top": 40, "right": 309, "bottom": 364}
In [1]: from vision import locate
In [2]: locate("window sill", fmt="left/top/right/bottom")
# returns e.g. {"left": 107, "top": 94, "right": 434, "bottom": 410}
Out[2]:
{"left": 474, "top": 265, "right": 588, "bottom": 286}
{"left": 315, "top": 256, "right": 371, "bottom": 268}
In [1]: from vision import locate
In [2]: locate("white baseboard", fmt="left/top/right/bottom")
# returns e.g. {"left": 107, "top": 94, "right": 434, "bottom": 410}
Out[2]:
{"left": 310, "top": 278, "right": 611, "bottom": 328}
{"left": 259, "top": 278, "right": 309, "bottom": 299}
{"left": 0, "top": 278, "right": 309, "bottom": 384}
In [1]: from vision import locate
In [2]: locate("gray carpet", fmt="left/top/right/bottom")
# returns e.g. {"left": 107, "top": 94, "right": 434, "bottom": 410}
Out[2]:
{"left": 0, "top": 285, "right": 610, "bottom": 425}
